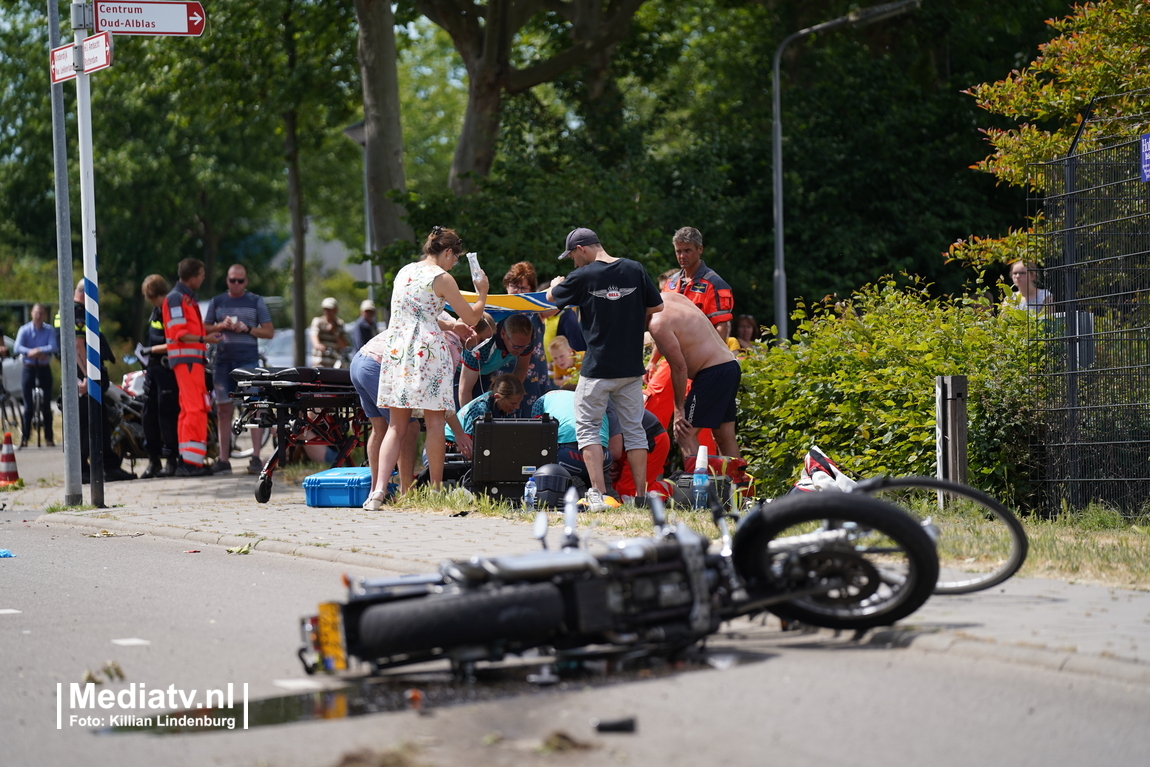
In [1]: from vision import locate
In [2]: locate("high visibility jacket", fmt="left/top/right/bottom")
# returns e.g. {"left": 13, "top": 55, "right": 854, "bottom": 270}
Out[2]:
{"left": 162, "top": 281, "right": 206, "bottom": 365}
{"left": 667, "top": 260, "right": 735, "bottom": 328}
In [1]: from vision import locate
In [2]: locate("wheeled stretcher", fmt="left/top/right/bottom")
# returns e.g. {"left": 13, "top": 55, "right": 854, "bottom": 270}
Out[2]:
{"left": 231, "top": 367, "right": 368, "bottom": 503}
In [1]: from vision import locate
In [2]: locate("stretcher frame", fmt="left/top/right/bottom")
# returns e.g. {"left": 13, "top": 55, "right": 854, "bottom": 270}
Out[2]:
{"left": 231, "top": 367, "right": 368, "bottom": 503}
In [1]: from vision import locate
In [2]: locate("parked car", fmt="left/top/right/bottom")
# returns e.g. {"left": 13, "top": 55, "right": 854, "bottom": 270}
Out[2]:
{"left": 262, "top": 328, "right": 296, "bottom": 369}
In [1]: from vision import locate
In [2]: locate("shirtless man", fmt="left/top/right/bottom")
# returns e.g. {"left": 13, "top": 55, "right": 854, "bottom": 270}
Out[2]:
{"left": 647, "top": 291, "right": 741, "bottom": 458}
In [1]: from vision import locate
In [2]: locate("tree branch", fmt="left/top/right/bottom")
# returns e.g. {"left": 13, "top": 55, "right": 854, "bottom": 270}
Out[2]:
{"left": 506, "top": 0, "right": 645, "bottom": 93}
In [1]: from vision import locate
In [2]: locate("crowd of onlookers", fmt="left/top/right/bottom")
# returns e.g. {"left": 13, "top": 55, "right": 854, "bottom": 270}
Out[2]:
{"left": 1, "top": 233, "right": 1049, "bottom": 504}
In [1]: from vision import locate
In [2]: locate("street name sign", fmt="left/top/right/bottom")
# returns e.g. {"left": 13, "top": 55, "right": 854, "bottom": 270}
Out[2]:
{"left": 93, "top": 1, "right": 207, "bottom": 37}
{"left": 50, "top": 32, "right": 114, "bottom": 84}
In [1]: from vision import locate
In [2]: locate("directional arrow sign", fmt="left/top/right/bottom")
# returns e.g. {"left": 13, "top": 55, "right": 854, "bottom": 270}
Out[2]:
{"left": 50, "top": 32, "right": 114, "bottom": 84}
{"left": 93, "top": 1, "right": 207, "bottom": 37}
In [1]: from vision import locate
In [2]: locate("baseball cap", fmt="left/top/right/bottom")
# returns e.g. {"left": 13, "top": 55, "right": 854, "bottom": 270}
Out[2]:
{"left": 321, "top": 297, "right": 338, "bottom": 310}
{"left": 360, "top": 299, "right": 376, "bottom": 312}
{"left": 558, "top": 227, "right": 600, "bottom": 260}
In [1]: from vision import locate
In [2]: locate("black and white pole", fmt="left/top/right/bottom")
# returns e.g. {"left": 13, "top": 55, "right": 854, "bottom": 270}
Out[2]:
{"left": 72, "top": 2, "right": 104, "bottom": 506}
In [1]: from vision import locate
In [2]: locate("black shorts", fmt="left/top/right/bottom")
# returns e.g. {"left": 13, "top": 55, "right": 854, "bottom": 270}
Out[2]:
{"left": 685, "top": 360, "right": 740, "bottom": 429}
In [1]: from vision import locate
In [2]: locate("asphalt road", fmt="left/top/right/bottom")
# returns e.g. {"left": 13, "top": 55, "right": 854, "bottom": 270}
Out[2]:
{"left": 3, "top": 520, "right": 1150, "bottom": 767}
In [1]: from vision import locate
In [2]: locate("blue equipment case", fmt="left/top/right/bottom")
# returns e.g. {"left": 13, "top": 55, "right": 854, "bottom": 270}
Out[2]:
{"left": 302, "top": 466, "right": 374, "bottom": 508}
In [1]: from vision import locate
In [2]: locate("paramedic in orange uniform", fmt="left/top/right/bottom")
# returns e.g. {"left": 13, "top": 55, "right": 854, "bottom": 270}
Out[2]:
{"left": 162, "top": 258, "right": 224, "bottom": 476}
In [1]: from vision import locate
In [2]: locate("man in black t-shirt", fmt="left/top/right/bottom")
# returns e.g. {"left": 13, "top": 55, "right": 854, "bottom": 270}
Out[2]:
{"left": 547, "top": 228, "right": 663, "bottom": 510}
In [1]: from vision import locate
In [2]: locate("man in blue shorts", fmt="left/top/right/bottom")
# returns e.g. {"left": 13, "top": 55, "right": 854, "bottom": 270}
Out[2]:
{"left": 647, "top": 291, "right": 742, "bottom": 459}
{"left": 204, "top": 264, "right": 274, "bottom": 474}
{"left": 547, "top": 227, "right": 663, "bottom": 511}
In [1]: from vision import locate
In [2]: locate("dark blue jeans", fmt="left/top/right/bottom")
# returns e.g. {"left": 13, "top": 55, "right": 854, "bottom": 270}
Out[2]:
{"left": 21, "top": 364, "right": 53, "bottom": 442}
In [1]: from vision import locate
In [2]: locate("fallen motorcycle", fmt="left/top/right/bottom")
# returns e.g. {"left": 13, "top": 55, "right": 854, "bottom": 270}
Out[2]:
{"left": 299, "top": 485, "right": 941, "bottom": 677}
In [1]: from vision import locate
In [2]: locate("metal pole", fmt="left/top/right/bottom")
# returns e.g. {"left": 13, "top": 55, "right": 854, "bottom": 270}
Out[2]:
{"left": 363, "top": 147, "right": 374, "bottom": 303}
{"left": 770, "top": 0, "right": 920, "bottom": 343}
{"left": 73, "top": 9, "right": 105, "bottom": 507}
{"left": 48, "top": 0, "right": 83, "bottom": 506}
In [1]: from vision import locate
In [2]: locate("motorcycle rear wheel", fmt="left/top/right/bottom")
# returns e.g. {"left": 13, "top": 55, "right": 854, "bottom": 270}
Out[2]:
{"left": 738, "top": 492, "right": 939, "bottom": 630}
{"left": 355, "top": 582, "right": 566, "bottom": 663}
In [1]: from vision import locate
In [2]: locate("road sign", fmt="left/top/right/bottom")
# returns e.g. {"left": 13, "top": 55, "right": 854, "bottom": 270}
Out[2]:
{"left": 50, "top": 32, "right": 114, "bottom": 84}
{"left": 93, "top": 1, "right": 207, "bottom": 37}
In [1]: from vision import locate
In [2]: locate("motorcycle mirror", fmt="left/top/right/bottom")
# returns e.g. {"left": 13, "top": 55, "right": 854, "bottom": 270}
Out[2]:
{"left": 708, "top": 480, "right": 726, "bottom": 525}
{"left": 562, "top": 486, "right": 580, "bottom": 548}
{"left": 647, "top": 491, "right": 667, "bottom": 528}
{"left": 532, "top": 510, "right": 549, "bottom": 549}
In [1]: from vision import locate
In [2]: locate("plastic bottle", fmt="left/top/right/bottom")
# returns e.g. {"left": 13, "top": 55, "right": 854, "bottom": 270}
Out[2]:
{"left": 523, "top": 477, "right": 537, "bottom": 510}
{"left": 691, "top": 446, "right": 709, "bottom": 509}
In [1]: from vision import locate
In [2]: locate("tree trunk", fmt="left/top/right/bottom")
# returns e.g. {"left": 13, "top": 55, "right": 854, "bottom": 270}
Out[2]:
{"left": 283, "top": 0, "right": 308, "bottom": 367}
{"left": 451, "top": 70, "right": 504, "bottom": 196}
{"left": 353, "top": 0, "right": 414, "bottom": 250}
{"left": 416, "top": 0, "right": 648, "bottom": 195}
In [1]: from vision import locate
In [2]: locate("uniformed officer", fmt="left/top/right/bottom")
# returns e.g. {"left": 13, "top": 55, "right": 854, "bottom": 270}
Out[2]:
{"left": 139, "top": 274, "right": 181, "bottom": 478}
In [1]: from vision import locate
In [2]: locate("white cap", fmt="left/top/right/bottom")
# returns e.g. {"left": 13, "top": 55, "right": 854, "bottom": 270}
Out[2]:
{"left": 321, "top": 297, "right": 338, "bottom": 310}
{"left": 696, "top": 445, "right": 708, "bottom": 471}
{"left": 360, "top": 299, "right": 376, "bottom": 312}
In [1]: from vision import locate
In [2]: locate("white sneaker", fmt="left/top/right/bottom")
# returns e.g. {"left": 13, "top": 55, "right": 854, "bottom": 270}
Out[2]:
{"left": 583, "top": 488, "right": 609, "bottom": 512}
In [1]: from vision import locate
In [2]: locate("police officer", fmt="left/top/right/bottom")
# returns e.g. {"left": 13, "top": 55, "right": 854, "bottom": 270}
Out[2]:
{"left": 139, "top": 274, "right": 181, "bottom": 478}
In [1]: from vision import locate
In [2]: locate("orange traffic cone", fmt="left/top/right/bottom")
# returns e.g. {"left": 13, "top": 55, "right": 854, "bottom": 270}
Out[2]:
{"left": 0, "top": 432, "right": 21, "bottom": 487}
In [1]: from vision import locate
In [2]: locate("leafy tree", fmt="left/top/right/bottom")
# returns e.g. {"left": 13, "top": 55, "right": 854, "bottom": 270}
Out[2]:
{"left": 950, "top": 0, "right": 1147, "bottom": 268}
{"left": 410, "top": 0, "right": 649, "bottom": 194}
{"left": 353, "top": 0, "right": 415, "bottom": 258}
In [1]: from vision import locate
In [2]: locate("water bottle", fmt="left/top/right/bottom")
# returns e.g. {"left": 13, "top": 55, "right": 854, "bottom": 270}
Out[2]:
{"left": 691, "top": 446, "right": 709, "bottom": 509}
{"left": 523, "top": 477, "right": 537, "bottom": 510}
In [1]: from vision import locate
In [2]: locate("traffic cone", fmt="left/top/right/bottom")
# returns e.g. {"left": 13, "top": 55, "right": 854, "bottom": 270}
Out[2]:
{"left": 0, "top": 432, "right": 21, "bottom": 488}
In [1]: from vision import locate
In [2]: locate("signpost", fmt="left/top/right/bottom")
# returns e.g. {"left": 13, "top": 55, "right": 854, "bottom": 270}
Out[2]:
{"left": 93, "top": 1, "right": 206, "bottom": 36}
{"left": 49, "top": 1, "right": 209, "bottom": 504}
{"left": 50, "top": 31, "right": 113, "bottom": 84}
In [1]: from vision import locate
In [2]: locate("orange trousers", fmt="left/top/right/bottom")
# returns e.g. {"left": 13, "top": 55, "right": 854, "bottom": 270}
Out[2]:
{"left": 173, "top": 362, "right": 210, "bottom": 467}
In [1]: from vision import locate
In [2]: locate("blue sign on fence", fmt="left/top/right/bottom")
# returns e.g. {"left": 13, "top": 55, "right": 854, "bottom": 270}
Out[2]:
{"left": 1142, "top": 134, "right": 1150, "bottom": 182}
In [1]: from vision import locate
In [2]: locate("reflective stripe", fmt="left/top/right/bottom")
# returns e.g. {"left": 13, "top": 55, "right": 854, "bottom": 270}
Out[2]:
{"left": 179, "top": 440, "right": 207, "bottom": 465}
{"left": 150, "top": 320, "right": 163, "bottom": 330}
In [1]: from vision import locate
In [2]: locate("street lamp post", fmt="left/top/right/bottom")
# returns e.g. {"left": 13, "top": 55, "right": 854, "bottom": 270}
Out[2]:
{"left": 343, "top": 120, "right": 375, "bottom": 303}
{"left": 771, "top": 0, "right": 920, "bottom": 341}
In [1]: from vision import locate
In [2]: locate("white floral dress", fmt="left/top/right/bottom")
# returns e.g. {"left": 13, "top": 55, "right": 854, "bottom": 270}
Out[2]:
{"left": 376, "top": 260, "right": 457, "bottom": 411}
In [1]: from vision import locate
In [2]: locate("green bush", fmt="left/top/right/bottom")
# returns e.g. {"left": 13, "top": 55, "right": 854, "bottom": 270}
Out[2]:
{"left": 737, "top": 278, "right": 1041, "bottom": 509}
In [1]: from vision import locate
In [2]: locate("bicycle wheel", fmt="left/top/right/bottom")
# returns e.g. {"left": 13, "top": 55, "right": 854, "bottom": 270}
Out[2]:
{"left": 0, "top": 393, "right": 20, "bottom": 436}
{"left": 734, "top": 492, "right": 939, "bottom": 631}
{"left": 854, "top": 476, "right": 1028, "bottom": 595}
{"left": 31, "top": 388, "right": 44, "bottom": 447}
{"left": 229, "top": 421, "right": 271, "bottom": 459}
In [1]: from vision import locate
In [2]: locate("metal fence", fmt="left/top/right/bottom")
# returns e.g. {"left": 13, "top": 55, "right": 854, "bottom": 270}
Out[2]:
{"left": 1029, "top": 132, "right": 1150, "bottom": 516}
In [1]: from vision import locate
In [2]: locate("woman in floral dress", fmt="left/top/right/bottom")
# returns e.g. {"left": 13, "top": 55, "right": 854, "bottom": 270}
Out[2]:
{"left": 364, "top": 227, "right": 488, "bottom": 509}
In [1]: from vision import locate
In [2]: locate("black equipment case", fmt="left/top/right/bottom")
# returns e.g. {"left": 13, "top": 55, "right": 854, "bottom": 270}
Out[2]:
{"left": 469, "top": 415, "right": 559, "bottom": 501}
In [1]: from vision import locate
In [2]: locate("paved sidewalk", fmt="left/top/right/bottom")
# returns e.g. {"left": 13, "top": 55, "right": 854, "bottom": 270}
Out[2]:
{"left": 4, "top": 443, "right": 1150, "bottom": 684}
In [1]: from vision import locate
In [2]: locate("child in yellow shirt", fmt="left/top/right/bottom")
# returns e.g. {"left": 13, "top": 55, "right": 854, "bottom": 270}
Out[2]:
{"left": 548, "top": 336, "right": 583, "bottom": 388}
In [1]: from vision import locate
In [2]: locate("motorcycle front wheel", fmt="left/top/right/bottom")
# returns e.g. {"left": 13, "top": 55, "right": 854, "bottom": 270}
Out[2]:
{"left": 737, "top": 492, "right": 939, "bottom": 631}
